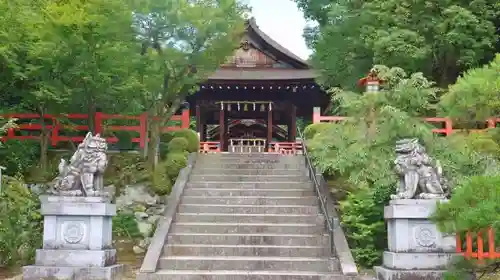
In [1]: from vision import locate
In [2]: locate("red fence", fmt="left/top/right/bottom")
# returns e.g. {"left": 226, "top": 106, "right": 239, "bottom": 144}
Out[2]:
{"left": 457, "top": 228, "right": 500, "bottom": 261}
{"left": 0, "top": 109, "right": 190, "bottom": 148}
{"left": 313, "top": 107, "right": 500, "bottom": 135}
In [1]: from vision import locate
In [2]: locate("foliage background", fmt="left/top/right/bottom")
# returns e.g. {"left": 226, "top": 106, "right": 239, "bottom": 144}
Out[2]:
{"left": 305, "top": 64, "right": 499, "bottom": 267}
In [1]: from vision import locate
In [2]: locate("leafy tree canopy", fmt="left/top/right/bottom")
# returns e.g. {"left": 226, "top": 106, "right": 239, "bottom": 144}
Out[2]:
{"left": 295, "top": 0, "right": 499, "bottom": 88}
{"left": 305, "top": 65, "right": 496, "bottom": 266}
{"left": 439, "top": 53, "right": 500, "bottom": 123}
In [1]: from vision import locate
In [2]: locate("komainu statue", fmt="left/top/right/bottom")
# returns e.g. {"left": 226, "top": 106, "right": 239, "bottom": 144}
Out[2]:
{"left": 51, "top": 132, "right": 108, "bottom": 196}
{"left": 391, "top": 138, "right": 449, "bottom": 200}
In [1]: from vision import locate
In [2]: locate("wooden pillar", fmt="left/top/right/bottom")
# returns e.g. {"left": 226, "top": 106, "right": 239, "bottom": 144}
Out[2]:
{"left": 219, "top": 104, "right": 225, "bottom": 151}
{"left": 288, "top": 105, "right": 296, "bottom": 142}
{"left": 200, "top": 124, "right": 206, "bottom": 142}
{"left": 267, "top": 103, "right": 273, "bottom": 151}
{"left": 224, "top": 117, "right": 229, "bottom": 151}
{"left": 313, "top": 107, "right": 321, "bottom": 124}
{"left": 195, "top": 104, "right": 201, "bottom": 138}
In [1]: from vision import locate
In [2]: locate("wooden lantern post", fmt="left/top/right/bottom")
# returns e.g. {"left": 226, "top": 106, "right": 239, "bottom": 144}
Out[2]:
{"left": 358, "top": 68, "right": 383, "bottom": 137}
{"left": 358, "top": 68, "right": 382, "bottom": 93}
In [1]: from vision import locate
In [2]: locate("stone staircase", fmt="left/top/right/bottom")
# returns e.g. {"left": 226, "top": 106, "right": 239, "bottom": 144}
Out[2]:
{"left": 139, "top": 153, "right": 350, "bottom": 280}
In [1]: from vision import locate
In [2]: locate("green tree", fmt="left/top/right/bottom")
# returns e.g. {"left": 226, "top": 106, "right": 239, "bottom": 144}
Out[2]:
{"left": 432, "top": 176, "right": 500, "bottom": 279}
{"left": 434, "top": 54, "right": 500, "bottom": 279}
{"left": 1, "top": 0, "right": 143, "bottom": 170}
{"left": 295, "top": 0, "right": 499, "bottom": 88}
{"left": 306, "top": 66, "right": 492, "bottom": 266}
{"left": 439, "top": 54, "right": 500, "bottom": 124}
{"left": 132, "top": 0, "right": 247, "bottom": 168}
{"left": 28, "top": 0, "right": 144, "bottom": 127}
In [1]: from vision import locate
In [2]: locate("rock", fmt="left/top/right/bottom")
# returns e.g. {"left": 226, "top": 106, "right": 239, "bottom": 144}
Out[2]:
{"left": 147, "top": 215, "right": 162, "bottom": 225}
{"left": 137, "top": 221, "right": 153, "bottom": 237}
{"left": 139, "top": 237, "right": 151, "bottom": 248}
{"left": 116, "top": 184, "right": 157, "bottom": 209}
{"left": 133, "top": 204, "right": 147, "bottom": 213}
{"left": 134, "top": 211, "right": 149, "bottom": 220}
{"left": 145, "top": 197, "right": 158, "bottom": 206}
{"left": 133, "top": 245, "right": 146, "bottom": 254}
{"left": 146, "top": 205, "right": 166, "bottom": 215}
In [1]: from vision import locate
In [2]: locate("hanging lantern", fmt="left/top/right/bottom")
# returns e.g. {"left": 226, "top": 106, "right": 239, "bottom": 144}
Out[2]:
{"left": 227, "top": 103, "right": 231, "bottom": 111}
{"left": 243, "top": 103, "right": 248, "bottom": 111}
{"left": 253, "top": 103, "right": 256, "bottom": 111}
{"left": 220, "top": 101, "right": 224, "bottom": 110}
{"left": 237, "top": 102, "right": 241, "bottom": 111}
{"left": 269, "top": 102, "right": 272, "bottom": 111}
{"left": 260, "top": 104, "right": 265, "bottom": 112}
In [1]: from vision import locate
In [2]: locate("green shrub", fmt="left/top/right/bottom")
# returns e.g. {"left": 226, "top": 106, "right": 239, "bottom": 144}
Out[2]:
{"left": 112, "top": 212, "right": 142, "bottom": 240}
{"left": 104, "top": 153, "right": 149, "bottom": 200}
{"left": 0, "top": 140, "right": 40, "bottom": 176}
{"left": 432, "top": 175, "right": 500, "bottom": 279}
{"left": 112, "top": 131, "right": 135, "bottom": 150}
{"left": 171, "top": 129, "right": 199, "bottom": 153}
{"left": 168, "top": 137, "right": 189, "bottom": 153}
{"left": 149, "top": 161, "right": 173, "bottom": 196}
{"left": 0, "top": 177, "right": 42, "bottom": 267}
{"left": 303, "top": 123, "right": 334, "bottom": 139}
{"left": 164, "top": 152, "right": 188, "bottom": 179}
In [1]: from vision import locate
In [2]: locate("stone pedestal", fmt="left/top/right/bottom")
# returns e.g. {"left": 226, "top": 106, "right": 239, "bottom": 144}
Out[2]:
{"left": 23, "top": 196, "right": 124, "bottom": 280}
{"left": 374, "top": 199, "right": 455, "bottom": 280}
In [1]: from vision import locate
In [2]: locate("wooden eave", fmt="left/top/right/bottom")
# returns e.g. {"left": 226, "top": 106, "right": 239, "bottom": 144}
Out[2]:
{"left": 207, "top": 68, "right": 317, "bottom": 81}
{"left": 246, "top": 17, "right": 310, "bottom": 69}
{"left": 206, "top": 18, "right": 317, "bottom": 81}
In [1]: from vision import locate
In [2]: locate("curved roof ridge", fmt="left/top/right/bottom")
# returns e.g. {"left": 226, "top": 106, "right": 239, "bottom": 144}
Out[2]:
{"left": 246, "top": 17, "right": 310, "bottom": 69}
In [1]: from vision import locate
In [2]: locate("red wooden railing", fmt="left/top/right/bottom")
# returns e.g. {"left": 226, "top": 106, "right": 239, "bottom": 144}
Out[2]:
{"left": 0, "top": 109, "right": 190, "bottom": 148}
{"left": 312, "top": 107, "right": 500, "bottom": 135}
{"left": 197, "top": 141, "right": 304, "bottom": 154}
{"left": 457, "top": 228, "right": 500, "bottom": 261}
{"left": 199, "top": 141, "right": 221, "bottom": 153}
{"left": 269, "top": 142, "right": 303, "bottom": 155}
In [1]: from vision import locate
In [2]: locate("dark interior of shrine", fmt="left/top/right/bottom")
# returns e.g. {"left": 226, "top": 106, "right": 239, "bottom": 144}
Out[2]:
{"left": 184, "top": 80, "right": 329, "bottom": 145}
{"left": 187, "top": 81, "right": 329, "bottom": 122}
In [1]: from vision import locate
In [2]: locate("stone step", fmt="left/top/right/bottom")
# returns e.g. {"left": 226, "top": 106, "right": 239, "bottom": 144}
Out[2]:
{"left": 175, "top": 213, "right": 325, "bottom": 224}
{"left": 177, "top": 204, "right": 320, "bottom": 215}
{"left": 167, "top": 233, "right": 329, "bottom": 246}
{"left": 151, "top": 270, "right": 344, "bottom": 280}
{"left": 170, "top": 222, "right": 325, "bottom": 234}
{"left": 164, "top": 244, "right": 329, "bottom": 258}
{"left": 157, "top": 256, "right": 336, "bottom": 272}
{"left": 183, "top": 188, "right": 316, "bottom": 197}
{"left": 195, "top": 163, "right": 305, "bottom": 169}
{"left": 186, "top": 182, "right": 312, "bottom": 189}
{"left": 189, "top": 174, "right": 309, "bottom": 182}
{"left": 192, "top": 168, "right": 306, "bottom": 176}
{"left": 181, "top": 196, "right": 319, "bottom": 206}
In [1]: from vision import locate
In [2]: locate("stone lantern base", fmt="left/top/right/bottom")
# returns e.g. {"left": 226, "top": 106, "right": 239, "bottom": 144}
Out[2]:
{"left": 23, "top": 196, "right": 124, "bottom": 280}
{"left": 374, "top": 199, "right": 456, "bottom": 280}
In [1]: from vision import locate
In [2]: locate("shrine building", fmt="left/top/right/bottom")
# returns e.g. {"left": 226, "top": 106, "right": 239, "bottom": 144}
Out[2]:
{"left": 186, "top": 18, "right": 330, "bottom": 152}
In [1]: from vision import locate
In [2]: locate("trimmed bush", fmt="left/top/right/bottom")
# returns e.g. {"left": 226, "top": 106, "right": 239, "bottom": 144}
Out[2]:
{"left": 172, "top": 129, "right": 199, "bottom": 153}
{"left": 164, "top": 152, "right": 188, "bottom": 178}
{"left": 150, "top": 161, "right": 173, "bottom": 196}
{"left": 167, "top": 137, "right": 189, "bottom": 153}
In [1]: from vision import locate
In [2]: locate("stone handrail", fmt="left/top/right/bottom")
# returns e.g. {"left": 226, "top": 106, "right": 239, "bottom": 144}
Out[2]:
{"left": 313, "top": 166, "right": 359, "bottom": 276}
{"left": 138, "top": 153, "right": 197, "bottom": 274}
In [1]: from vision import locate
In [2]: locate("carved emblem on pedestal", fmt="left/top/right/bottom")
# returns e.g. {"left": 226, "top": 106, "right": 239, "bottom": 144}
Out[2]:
{"left": 414, "top": 226, "right": 436, "bottom": 247}
{"left": 62, "top": 222, "right": 85, "bottom": 244}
